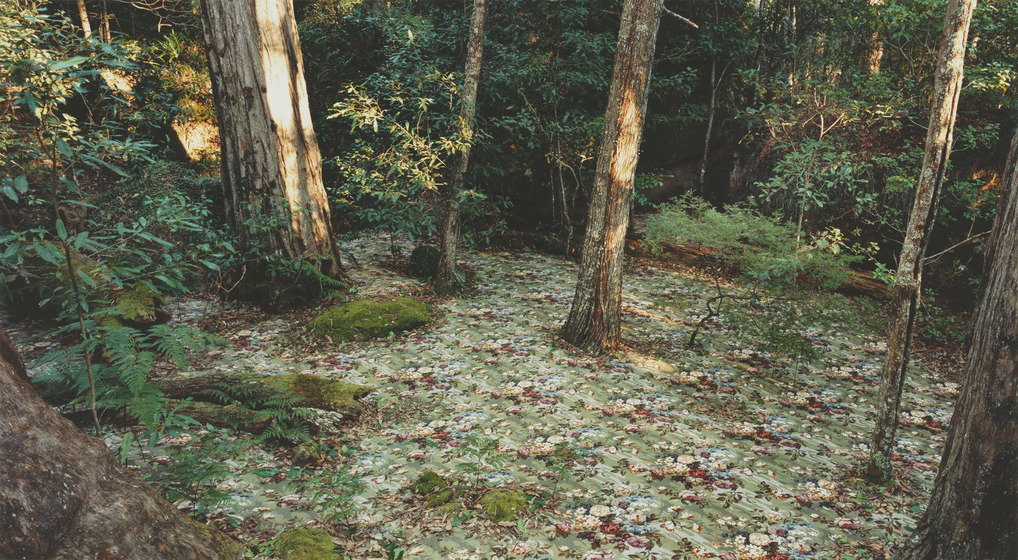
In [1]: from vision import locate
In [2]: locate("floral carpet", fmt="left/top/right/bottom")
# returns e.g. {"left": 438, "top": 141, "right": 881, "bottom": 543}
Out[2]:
{"left": 23, "top": 234, "right": 956, "bottom": 559}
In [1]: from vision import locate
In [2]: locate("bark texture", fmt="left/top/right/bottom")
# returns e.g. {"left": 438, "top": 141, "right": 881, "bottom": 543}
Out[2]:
{"left": 76, "top": 0, "right": 92, "bottom": 39}
{"left": 435, "top": 0, "right": 488, "bottom": 293}
{"left": 198, "top": 0, "right": 346, "bottom": 279}
{"left": 561, "top": 0, "right": 663, "bottom": 354}
{"left": 898, "top": 127, "right": 1018, "bottom": 560}
{"left": 865, "top": 0, "right": 975, "bottom": 485}
{"left": 866, "top": 0, "right": 884, "bottom": 74}
{"left": 0, "top": 328, "right": 241, "bottom": 560}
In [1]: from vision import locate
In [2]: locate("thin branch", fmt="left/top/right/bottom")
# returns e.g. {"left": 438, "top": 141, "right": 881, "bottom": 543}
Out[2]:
{"left": 924, "top": 231, "right": 990, "bottom": 264}
{"left": 663, "top": 7, "right": 699, "bottom": 28}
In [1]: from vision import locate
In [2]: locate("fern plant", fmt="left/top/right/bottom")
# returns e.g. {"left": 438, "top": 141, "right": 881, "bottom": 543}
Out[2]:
{"left": 203, "top": 381, "right": 316, "bottom": 444}
{"left": 289, "top": 464, "right": 366, "bottom": 524}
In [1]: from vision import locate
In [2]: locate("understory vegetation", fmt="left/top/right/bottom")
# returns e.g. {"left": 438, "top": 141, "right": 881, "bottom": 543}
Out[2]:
{"left": 0, "top": 0, "right": 1014, "bottom": 558}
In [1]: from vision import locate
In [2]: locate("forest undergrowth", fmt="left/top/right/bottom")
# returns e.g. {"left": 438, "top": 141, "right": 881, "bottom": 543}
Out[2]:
{"left": 10, "top": 233, "right": 959, "bottom": 560}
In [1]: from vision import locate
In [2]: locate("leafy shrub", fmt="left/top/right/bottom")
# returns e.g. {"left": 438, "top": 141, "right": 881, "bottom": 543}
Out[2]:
{"left": 645, "top": 196, "right": 858, "bottom": 356}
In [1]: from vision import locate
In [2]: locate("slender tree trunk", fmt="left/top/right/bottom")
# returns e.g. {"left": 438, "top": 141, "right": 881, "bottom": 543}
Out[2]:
{"left": 98, "top": 0, "right": 110, "bottom": 42}
{"left": 699, "top": 57, "right": 718, "bottom": 199}
{"left": 561, "top": 0, "right": 664, "bottom": 354}
{"left": 898, "top": 126, "right": 1018, "bottom": 560}
{"left": 198, "top": 0, "right": 346, "bottom": 280}
{"left": 434, "top": 0, "right": 488, "bottom": 293}
{"left": 866, "top": 0, "right": 885, "bottom": 74}
{"left": 76, "top": 0, "right": 92, "bottom": 39}
{"left": 866, "top": 0, "right": 976, "bottom": 485}
{"left": 0, "top": 328, "right": 241, "bottom": 560}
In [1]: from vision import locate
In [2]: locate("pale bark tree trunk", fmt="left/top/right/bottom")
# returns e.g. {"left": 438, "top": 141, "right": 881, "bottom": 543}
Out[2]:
{"left": 866, "top": 0, "right": 885, "bottom": 74}
{"left": 0, "top": 328, "right": 241, "bottom": 560}
{"left": 898, "top": 126, "right": 1018, "bottom": 560}
{"left": 866, "top": 0, "right": 976, "bottom": 485}
{"left": 76, "top": 0, "right": 92, "bottom": 39}
{"left": 561, "top": 0, "right": 663, "bottom": 354}
{"left": 434, "top": 0, "right": 488, "bottom": 293}
{"left": 198, "top": 0, "right": 346, "bottom": 280}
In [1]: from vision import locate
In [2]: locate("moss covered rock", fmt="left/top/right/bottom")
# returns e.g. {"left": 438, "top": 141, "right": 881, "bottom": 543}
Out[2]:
{"left": 274, "top": 527, "right": 341, "bottom": 559}
{"left": 308, "top": 297, "right": 430, "bottom": 342}
{"left": 292, "top": 443, "right": 324, "bottom": 466}
{"left": 100, "top": 284, "right": 170, "bottom": 329}
{"left": 479, "top": 489, "right": 528, "bottom": 522}
{"left": 411, "top": 471, "right": 448, "bottom": 496}
{"left": 426, "top": 488, "right": 456, "bottom": 508}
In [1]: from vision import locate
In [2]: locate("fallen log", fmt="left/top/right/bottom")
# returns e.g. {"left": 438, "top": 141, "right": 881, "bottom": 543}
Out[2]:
{"left": 155, "top": 371, "right": 372, "bottom": 419}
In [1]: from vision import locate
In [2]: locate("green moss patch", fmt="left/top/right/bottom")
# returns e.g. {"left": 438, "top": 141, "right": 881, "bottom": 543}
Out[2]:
{"left": 100, "top": 283, "right": 170, "bottom": 329}
{"left": 426, "top": 489, "right": 456, "bottom": 508}
{"left": 274, "top": 527, "right": 341, "bottom": 560}
{"left": 116, "top": 284, "right": 166, "bottom": 325}
{"left": 278, "top": 373, "right": 372, "bottom": 413}
{"left": 411, "top": 471, "right": 447, "bottom": 496}
{"left": 308, "top": 297, "right": 430, "bottom": 342}
{"left": 479, "top": 489, "right": 528, "bottom": 522}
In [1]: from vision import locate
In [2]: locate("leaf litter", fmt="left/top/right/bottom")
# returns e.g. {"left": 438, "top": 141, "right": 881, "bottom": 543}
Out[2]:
{"left": 16, "top": 233, "right": 960, "bottom": 559}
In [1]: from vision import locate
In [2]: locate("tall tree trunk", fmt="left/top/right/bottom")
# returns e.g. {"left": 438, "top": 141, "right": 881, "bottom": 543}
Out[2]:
{"left": 898, "top": 126, "right": 1018, "bottom": 560}
{"left": 865, "top": 0, "right": 976, "bottom": 485}
{"left": 76, "top": 0, "right": 92, "bottom": 39}
{"left": 198, "top": 0, "right": 346, "bottom": 280}
{"left": 866, "top": 0, "right": 885, "bottom": 74}
{"left": 0, "top": 328, "right": 241, "bottom": 559}
{"left": 699, "top": 57, "right": 722, "bottom": 200}
{"left": 561, "top": 0, "right": 663, "bottom": 354}
{"left": 434, "top": 0, "right": 488, "bottom": 294}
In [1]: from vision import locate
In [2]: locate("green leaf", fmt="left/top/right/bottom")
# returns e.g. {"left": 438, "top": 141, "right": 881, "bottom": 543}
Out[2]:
{"left": 14, "top": 176, "right": 28, "bottom": 194}
{"left": 119, "top": 431, "right": 134, "bottom": 463}
{"left": 55, "top": 138, "right": 73, "bottom": 158}
{"left": 56, "top": 219, "right": 68, "bottom": 240}
{"left": 77, "top": 268, "right": 97, "bottom": 288}
{"left": 50, "top": 56, "right": 90, "bottom": 71}
{"left": 2, "top": 186, "right": 18, "bottom": 203}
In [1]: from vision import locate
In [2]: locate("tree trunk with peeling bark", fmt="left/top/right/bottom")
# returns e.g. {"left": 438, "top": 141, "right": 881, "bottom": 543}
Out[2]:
{"left": 0, "top": 328, "right": 242, "bottom": 560}
{"left": 198, "top": 0, "right": 347, "bottom": 281}
{"left": 561, "top": 0, "right": 663, "bottom": 354}
{"left": 866, "top": 0, "right": 976, "bottom": 485}
{"left": 435, "top": 0, "right": 488, "bottom": 294}
{"left": 898, "top": 126, "right": 1018, "bottom": 560}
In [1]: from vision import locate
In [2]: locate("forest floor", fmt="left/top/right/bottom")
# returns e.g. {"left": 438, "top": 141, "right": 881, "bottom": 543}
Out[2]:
{"left": 16, "top": 233, "right": 959, "bottom": 560}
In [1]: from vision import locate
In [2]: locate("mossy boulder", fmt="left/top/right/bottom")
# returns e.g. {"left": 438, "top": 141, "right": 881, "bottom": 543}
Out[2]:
{"left": 408, "top": 245, "right": 440, "bottom": 279}
{"left": 308, "top": 297, "right": 430, "bottom": 342}
{"left": 101, "top": 284, "right": 170, "bottom": 329}
{"left": 479, "top": 489, "right": 528, "bottom": 522}
{"left": 274, "top": 527, "right": 341, "bottom": 560}
{"left": 411, "top": 471, "right": 448, "bottom": 496}
{"left": 292, "top": 443, "right": 324, "bottom": 466}
{"left": 426, "top": 488, "right": 456, "bottom": 508}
